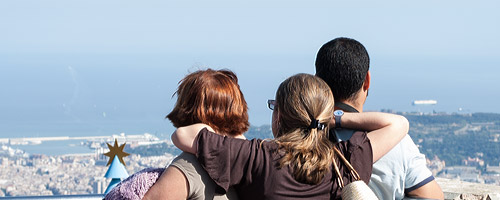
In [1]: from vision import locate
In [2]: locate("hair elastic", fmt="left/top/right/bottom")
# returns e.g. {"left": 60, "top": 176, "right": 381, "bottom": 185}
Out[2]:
{"left": 309, "top": 119, "right": 325, "bottom": 130}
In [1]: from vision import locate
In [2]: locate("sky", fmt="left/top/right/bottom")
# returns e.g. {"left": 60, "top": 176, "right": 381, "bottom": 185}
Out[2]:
{"left": 0, "top": 0, "right": 499, "bottom": 136}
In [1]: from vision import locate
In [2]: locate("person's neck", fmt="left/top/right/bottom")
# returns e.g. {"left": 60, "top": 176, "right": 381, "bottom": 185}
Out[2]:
{"left": 335, "top": 100, "right": 364, "bottom": 113}
{"left": 338, "top": 90, "right": 366, "bottom": 112}
{"left": 220, "top": 132, "right": 246, "bottom": 139}
{"left": 234, "top": 134, "right": 246, "bottom": 139}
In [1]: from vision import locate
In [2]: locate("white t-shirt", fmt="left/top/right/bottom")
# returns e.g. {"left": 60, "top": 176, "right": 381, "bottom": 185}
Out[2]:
{"left": 335, "top": 130, "right": 434, "bottom": 200}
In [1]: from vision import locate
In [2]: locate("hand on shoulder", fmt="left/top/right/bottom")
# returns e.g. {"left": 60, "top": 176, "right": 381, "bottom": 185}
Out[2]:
{"left": 172, "top": 123, "right": 215, "bottom": 154}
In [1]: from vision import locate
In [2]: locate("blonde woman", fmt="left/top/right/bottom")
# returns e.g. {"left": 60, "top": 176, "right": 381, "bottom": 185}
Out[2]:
{"left": 172, "top": 73, "right": 408, "bottom": 199}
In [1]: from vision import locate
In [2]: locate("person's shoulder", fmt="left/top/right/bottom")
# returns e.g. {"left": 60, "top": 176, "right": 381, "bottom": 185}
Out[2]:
{"left": 333, "top": 128, "right": 358, "bottom": 141}
{"left": 170, "top": 152, "right": 202, "bottom": 176}
{"left": 381, "top": 134, "right": 419, "bottom": 154}
{"left": 399, "top": 134, "right": 420, "bottom": 151}
{"left": 373, "top": 135, "right": 425, "bottom": 170}
{"left": 172, "top": 152, "right": 197, "bottom": 165}
{"left": 345, "top": 130, "right": 369, "bottom": 146}
{"left": 171, "top": 153, "right": 218, "bottom": 199}
{"left": 385, "top": 134, "right": 421, "bottom": 159}
{"left": 335, "top": 130, "right": 371, "bottom": 157}
{"left": 253, "top": 138, "right": 276, "bottom": 147}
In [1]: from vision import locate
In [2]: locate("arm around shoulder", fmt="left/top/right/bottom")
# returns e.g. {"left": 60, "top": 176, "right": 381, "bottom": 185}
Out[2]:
{"left": 171, "top": 123, "right": 214, "bottom": 154}
{"left": 340, "top": 112, "right": 409, "bottom": 162}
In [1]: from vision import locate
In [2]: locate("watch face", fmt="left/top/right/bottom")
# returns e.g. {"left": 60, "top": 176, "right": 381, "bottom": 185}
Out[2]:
{"left": 334, "top": 110, "right": 344, "bottom": 116}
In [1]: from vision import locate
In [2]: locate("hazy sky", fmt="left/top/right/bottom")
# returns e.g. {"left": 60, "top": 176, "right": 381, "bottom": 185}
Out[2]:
{"left": 1, "top": 0, "right": 499, "bottom": 135}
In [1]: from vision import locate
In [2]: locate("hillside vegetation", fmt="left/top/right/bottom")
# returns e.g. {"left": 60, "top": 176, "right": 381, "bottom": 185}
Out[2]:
{"left": 128, "top": 112, "right": 500, "bottom": 167}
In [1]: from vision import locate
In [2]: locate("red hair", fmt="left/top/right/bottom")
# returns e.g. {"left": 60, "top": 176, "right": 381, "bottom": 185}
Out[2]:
{"left": 167, "top": 69, "right": 249, "bottom": 136}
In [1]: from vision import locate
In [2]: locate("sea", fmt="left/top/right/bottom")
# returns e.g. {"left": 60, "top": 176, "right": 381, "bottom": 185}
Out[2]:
{"left": 2, "top": 54, "right": 500, "bottom": 156}
{"left": 1, "top": 119, "right": 174, "bottom": 156}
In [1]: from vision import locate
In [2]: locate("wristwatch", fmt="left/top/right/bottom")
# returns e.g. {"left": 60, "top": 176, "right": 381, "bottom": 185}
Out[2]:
{"left": 333, "top": 110, "right": 344, "bottom": 129}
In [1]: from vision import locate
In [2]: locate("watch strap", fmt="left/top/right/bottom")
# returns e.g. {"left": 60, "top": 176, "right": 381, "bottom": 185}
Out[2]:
{"left": 335, "top": 114, "right": 341, "bottom": 129}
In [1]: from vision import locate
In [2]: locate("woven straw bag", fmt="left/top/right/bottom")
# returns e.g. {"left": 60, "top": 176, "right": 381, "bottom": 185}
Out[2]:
{"left": 332, "top": 147, "right": 379, "bottom": 200}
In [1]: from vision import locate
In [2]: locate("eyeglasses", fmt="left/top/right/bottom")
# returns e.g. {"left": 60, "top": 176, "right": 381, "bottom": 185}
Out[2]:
{"left": 267, "top": 99, "right": 276, "bottom": 110}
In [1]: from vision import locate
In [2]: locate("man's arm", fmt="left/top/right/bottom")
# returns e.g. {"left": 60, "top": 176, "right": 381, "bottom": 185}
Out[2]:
{"left": 403, "top": 135, "right": 444, "bottom": 200}
{"left": 340, "top": 112, "right": 409, "bottom": 162}
{"left": 406, "top": 180, "right": 444, "bottom": 200}
{"left": 171, "top": 123, "right": 214, "bottom": 154}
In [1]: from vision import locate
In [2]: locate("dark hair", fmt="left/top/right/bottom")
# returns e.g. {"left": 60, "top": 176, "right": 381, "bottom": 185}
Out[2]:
{"left": 167, "top": 69, "right": 249, "bottom": 136}
{"left": 315, "top": 37, "right": 370, "bottom": 102}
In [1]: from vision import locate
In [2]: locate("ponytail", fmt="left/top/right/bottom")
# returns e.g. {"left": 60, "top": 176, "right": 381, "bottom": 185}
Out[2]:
{"left": 273, "top": 74, "right": 335, "bottom": 184}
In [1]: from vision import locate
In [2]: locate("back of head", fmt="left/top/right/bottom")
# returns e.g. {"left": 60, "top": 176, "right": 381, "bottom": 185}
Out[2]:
{"left": 315, "top": 37, "right": 370, "bottom": 102}
{"left": 167, "top": 69, "right": 249, "bottom": 136}
{"left": 274, "top": 73, "right": 335, "bottom": 184}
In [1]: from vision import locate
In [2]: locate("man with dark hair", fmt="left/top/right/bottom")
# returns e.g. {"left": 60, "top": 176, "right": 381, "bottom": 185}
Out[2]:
{"left": 316, "top": 37, "right": 444, "bottom": 200}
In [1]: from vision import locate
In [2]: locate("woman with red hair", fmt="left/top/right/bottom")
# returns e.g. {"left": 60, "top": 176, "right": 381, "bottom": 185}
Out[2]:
{"left": 143, "top": 69, "right": 249, "bottom": 199}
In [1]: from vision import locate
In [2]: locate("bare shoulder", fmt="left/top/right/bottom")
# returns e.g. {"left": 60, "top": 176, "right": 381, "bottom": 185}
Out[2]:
{"left": 143, "top": 166, "right": 189, "bottom": 200}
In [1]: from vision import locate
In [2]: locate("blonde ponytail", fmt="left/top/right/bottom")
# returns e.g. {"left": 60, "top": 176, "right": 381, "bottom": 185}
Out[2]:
{"left": 273, "top": 74, "right": 335, "bottom": 184}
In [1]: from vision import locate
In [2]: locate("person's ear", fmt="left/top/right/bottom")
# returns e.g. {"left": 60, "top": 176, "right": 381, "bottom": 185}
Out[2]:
{"left": 363, "top": 71, "right": 371, "bottom": 91}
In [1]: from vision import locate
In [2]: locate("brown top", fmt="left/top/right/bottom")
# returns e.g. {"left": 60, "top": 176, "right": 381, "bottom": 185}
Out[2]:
{"left": 195, "top": 128, "right": 373, "bottom": 200}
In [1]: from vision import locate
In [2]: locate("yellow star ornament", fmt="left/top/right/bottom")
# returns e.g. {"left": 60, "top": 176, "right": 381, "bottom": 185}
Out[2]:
{"left": 104, "top": 139, "right": 130, "bottom": 166}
